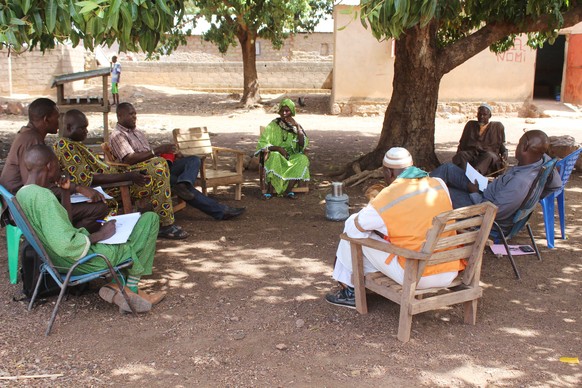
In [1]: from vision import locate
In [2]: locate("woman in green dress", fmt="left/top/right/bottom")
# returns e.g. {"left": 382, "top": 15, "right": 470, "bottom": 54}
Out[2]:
{"left": 256, "top": 99, "right": 310, "bottom": 198}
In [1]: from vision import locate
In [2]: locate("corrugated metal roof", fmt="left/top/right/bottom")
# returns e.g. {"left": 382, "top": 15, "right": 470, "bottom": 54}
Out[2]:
{"left": 51, "top": 67, "right": 110, "bottom": 87}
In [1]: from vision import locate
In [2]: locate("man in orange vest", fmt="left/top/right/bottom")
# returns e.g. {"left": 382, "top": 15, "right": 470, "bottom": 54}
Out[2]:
{"left": 326, "top": 148, "right": 466, "bottom": 309}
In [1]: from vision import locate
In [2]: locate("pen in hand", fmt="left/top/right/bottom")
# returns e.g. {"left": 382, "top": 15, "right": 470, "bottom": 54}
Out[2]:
{"left": 96, "top": 219, "right": 107, "bottom": 224}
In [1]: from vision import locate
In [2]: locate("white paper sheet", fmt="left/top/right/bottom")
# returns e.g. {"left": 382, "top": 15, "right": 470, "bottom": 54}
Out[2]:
{"left": 465, "top": 163, "right": 489, "bottom": 192}
{"left": 98, "top": 212, "right": 141, "bottom": 244}
{"left": 70, "top": 186, "right": 114, "bottom": 203}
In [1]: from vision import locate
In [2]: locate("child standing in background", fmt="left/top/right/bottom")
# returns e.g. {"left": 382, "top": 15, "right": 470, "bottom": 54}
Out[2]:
{"left": 110, "top": 56, "right": 121, "bottom": 106}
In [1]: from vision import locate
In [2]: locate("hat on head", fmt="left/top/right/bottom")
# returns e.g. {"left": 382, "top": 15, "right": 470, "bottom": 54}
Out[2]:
{"left": 383, "top": 147, "right": 413, "bottom": 169}
{"left": 479, "top": 103, "right": 493, "bottom": 114}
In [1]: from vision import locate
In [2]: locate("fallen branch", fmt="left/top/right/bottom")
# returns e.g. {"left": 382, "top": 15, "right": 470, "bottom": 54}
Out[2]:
{"left": 343, "top": 168, "right": 383, "bottom": 187}
{"left": 0, "top": 374, "right": 64, "bottom": 381}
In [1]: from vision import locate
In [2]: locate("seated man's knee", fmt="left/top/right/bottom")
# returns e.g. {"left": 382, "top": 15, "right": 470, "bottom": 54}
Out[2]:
{"left": 141, "top": 211, "right": 160, "bottom": 225}
{"left": 186, "top": 156, "right": 201, "bottom": 170}
{"left": 481, "top": 151, "right": 499, "bottom": 162}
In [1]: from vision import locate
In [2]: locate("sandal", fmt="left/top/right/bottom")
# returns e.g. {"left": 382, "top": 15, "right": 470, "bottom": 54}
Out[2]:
{"left": 262, "top": 193, "right": 272, "bottom": 200}
{"left": 158, "top": 224, "right": 189, "bottom": 240}
{"left": 98, "top": 284, "right": 152, "bottom": 313}
{"left": 286, "top": 192, "right": 296, "bottom": 199}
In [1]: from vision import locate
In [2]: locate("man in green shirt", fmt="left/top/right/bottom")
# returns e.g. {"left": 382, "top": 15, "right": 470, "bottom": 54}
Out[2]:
{"left": 16, "top": 144, "right": 165, "bottom": 313}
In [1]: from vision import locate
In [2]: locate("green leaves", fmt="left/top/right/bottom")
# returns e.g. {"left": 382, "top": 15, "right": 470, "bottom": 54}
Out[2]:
{"left": 0, "top": 0, "right": 187, "bottom": 54}
{"left": 360, "top": 0, "right": 577, "bottom": 52}
{"left": 46, "top": 0, "right": 57, "bottom": 32}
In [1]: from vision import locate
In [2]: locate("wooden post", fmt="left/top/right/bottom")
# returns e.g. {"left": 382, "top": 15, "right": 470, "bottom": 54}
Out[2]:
{"left": 102, "top": 74, "right": 110, "bottom": 142}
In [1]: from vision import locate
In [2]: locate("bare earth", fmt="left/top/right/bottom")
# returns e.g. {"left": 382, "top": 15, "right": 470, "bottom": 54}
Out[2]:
{"left": 0, "top": 86, "right": 581, "bottom": 387}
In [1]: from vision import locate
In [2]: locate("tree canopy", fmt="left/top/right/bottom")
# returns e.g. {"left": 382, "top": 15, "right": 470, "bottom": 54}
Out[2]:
{"left": 342, "top": 0, "right": 582, "bottom": 177}
{"left": 0, "top": 0, "right": 188, "bottom": 53}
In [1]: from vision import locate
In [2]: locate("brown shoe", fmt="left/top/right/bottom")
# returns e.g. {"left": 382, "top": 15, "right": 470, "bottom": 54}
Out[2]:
{"left": 138, "top": 290, "right": 167, "bottom": 305}
{"left": 113, "top": 289, "right": 152, "bottom": 313}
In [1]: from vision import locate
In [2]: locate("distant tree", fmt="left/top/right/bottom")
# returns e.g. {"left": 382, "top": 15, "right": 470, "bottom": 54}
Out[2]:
{"left": 0, "top": 0, "right": 189, "bottom": 53}
{"left": 191, "top": 0, "right": 333, "bottom": 106}
{"left": 342, "top": 0, "right": 582, "bottom": 178}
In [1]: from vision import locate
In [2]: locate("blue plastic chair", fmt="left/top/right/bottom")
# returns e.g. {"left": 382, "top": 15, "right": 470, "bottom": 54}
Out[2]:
{"left": 490, "top": 158, "right": 558, "bottom": 279}
{"left": 0, "top": 185, "right": 136, "bottom": 335}
{"left": 540, "top": 148, "right": 582, "bottom": 248}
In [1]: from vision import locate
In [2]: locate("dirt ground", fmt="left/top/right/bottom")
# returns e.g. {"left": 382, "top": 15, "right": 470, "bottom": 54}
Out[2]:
{"left": 0, "top": 87, "right": 581, "bottom": 387}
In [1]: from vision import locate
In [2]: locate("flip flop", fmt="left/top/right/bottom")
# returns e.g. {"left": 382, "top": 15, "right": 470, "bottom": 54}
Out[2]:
{"left": 262, "top": 193, "right": 272, "bottom": 200}
{"left": 286, "top": 192, "right": 296, "bottom": 199}
{"left": 158, "top": 224, "right": 189, "bottom": 240}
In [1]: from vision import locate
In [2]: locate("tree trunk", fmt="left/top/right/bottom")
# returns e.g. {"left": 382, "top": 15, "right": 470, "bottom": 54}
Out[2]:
{"left": 237, "top": 27, "right": 261, "bottom": 106}
{"left": 346, "top": 22, "right": 444, "bottom": 177}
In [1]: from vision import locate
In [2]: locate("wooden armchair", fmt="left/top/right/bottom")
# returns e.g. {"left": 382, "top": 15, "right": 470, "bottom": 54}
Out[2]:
{"left": 173, "top": 127, "right": 245, "bottom": 200}
{"left": 100, "top": 143, "right": 186, "bottom": 212}
{"left": 341, "top": 202, "right": 497, "bottom": 342}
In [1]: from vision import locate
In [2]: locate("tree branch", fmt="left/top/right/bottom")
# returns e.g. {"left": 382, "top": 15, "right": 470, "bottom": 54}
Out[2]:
{"left": 439, "top": 3, "right": 582, "bottom": 74}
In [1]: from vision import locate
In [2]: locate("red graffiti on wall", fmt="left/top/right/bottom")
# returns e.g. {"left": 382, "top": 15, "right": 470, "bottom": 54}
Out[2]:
{"left": 496, "top": 37, "right": 526, "bottom": 63}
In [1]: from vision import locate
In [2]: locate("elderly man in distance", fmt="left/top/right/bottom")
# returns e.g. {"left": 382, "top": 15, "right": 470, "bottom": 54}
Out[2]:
{"left": 452, "top": 103, "right": 508, "bottom": 176}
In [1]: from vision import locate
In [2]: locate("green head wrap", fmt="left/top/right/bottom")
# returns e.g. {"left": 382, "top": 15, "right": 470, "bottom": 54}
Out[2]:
{"left": 279, "top": 98, "right": 296, "bottom": 116}
{"left": 397, "top": 166, "right": 429, "bottom": 179}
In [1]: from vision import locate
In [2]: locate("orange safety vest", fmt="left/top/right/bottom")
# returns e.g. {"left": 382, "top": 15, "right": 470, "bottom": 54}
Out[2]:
{"left": 370, "top": 177, "right": 466, "bottom": 276}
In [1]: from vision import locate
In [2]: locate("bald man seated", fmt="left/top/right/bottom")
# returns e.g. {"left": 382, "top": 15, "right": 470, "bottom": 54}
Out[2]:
{"left": 430, "top": 129, "right": 562, "bottom": 233}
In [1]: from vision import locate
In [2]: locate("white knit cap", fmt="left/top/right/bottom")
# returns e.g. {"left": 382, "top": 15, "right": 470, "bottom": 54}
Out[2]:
{"left": 382, "top": 147, "right": 413, "bottom": 169}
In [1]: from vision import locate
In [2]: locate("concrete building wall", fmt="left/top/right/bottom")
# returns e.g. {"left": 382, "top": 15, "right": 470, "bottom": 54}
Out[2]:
{"left": 331, "top": 6, "right": 394, "bottom": 109}
{"left": 332, "top": 5, "right": 537, "bottom": 115}
{"left": 440, "top": 36, "right": 536, "bottom": 101}
{"left": 0, "top": 45, "right": 86, "bottom": 96}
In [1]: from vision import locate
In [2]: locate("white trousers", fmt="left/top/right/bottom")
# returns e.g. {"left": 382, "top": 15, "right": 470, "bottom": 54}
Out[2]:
{"left": 332, "top": 238, "right": 458, "bottom": 289}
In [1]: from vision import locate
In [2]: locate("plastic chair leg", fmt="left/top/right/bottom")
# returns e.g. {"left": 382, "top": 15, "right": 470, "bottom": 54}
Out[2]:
{"left": 557, "top": 192, "right": 566, "bottom": 240}
{"left": 6, "top": 224, "right": 23, "bottom": 284}
{"left": 541, "top": 197, "right": 555, "bottom": 249}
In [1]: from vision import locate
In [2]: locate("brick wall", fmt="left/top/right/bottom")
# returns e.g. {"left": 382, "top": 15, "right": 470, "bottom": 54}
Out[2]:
{"left": 113, "top": 33, "right": 333, "bottom": 63}
{"left": 121, "top": 61, "right": 333, "bottom": 89}
{"left": 1, "top": 33, "right": 333, "bottom": 97}
{"left": 0, "top": 45, "right": 86, "bottom": 96}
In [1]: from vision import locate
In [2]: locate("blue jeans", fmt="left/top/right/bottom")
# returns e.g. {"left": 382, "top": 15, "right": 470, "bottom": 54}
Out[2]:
{"left": 430, "top": 163, "right": 473, "bottom": 209}
{"left": 170, "top": 156, "right": 227, "bottom": 220}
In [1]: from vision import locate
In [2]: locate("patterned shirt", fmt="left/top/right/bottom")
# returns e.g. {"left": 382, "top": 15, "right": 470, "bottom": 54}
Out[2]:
{"left": 109, "top": 123, "right": 152, "bottom": 162}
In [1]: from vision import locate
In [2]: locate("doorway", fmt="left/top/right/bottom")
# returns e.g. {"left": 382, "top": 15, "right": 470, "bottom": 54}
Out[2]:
{"left": 533, "top": 35, "right": 566, "bottom": 100}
